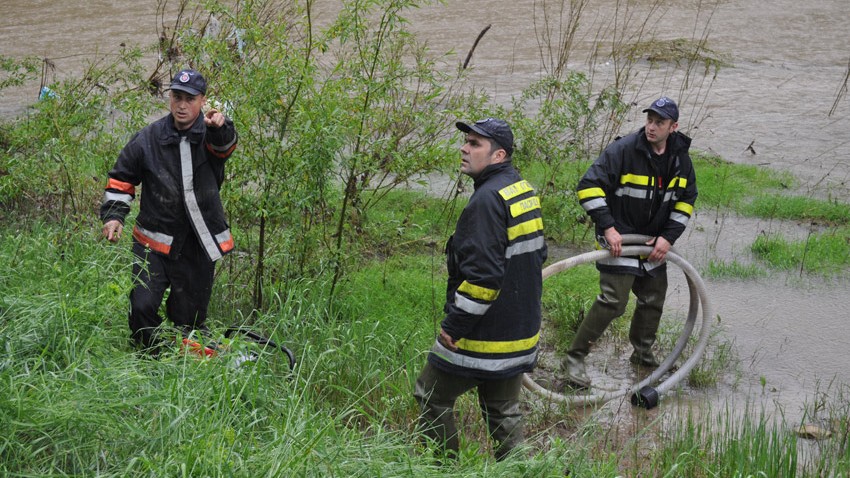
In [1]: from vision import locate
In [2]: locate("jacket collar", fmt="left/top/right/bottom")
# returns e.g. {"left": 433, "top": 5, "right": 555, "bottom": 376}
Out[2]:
{"left": 160, "top": 113, "right": 205, "bottom": 145}
{"left": 635, "top": 127, "right": 692, "bottom": 156}
{"left": 473, "top": 161, "right": 513, "bottom": 189}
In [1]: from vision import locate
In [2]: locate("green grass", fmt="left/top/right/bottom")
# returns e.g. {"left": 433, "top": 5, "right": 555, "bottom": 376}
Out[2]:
{"left": 359, "top": 188, "right": 461, "bottom": 255}
{"left": 686, "top": 333, "right": 738, "bottom": 389}
{"left": 0, "top": 138, "right": 847, "bottom": 476}
{"left": 540, "top": 262, "right": 634, "bottom": 352}
{"left": 702, "top": 258, "right": 768, "bottom": 280}
{"left": 751, "top": 228, "right": 850, "bottom": 275}
{"left": 745, "top": 194, "right": 850, "bottom": 225}
{"left": 3, "top": 217, "right": 850, "bottom": 476}
{"left": 646, "top": 407, "right": 801, "bottom": 476}
{"left": 0, "top": 219, "right": 577, "bottom": 476}
{"left": 692, "top": 152, "right": 796, "bottom": 211}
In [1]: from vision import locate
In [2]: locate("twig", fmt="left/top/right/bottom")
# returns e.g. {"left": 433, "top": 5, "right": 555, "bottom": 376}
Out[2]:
{"left": 462, "top": 24, "right": 491, "bottom": 70}
{"left": 828, "top": 56, "right": 849, "bottom": 117}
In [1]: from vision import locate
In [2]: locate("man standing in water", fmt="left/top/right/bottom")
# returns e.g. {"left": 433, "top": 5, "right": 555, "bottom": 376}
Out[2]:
{"left": 413, "top": 118, "right": 547, "bottom": 460}
{"left": 563, "top": 97, "right": 697, "bottom": 389}
{"left": 100, "top": 68, "right": 238, "bottom": 353}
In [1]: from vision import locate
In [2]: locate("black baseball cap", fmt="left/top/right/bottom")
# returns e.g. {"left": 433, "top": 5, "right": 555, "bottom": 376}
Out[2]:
{"left": 169, "top": 69, "right": 207, "bottom": 96}
{"left": 642, "top": 96, "right": 679, "bottom": 121}
{"left": 456, "top": 118, "right": 514, "bottom": 156}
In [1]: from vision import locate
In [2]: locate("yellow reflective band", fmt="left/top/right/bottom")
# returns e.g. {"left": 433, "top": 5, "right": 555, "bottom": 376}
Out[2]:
{"left": 507, "top": 217, "right": 543, "bottom": 241}
{"left": 621, "top": 173, "right": 651, "bottom": 186}
{"left": 577, "top": 187, "right": 605, "bottom": 200}
{"left": 509, "top": 196, "right": 541, "bottom": 218}
{"left": 457, "top": 332, "right": 540, "bottom": 353}
{"left": 674, "top": 201, "right": 694, "bottom": 215}
{"left": 672, "top": 176, "right": 687, "bottom": 188}
{"left": 499, "top": 180, "right": 533, "bottom": 201}
{"left": 457, "top": 280, "right": 499, "bottom": 302}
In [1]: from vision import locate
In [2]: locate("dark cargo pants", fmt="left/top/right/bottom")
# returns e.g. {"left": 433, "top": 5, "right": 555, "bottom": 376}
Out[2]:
{"left": 413, "top": 362, "right": 524, "bottom": 460}
{"left": 128, "top": 233, "right": 214, "bottom": 350}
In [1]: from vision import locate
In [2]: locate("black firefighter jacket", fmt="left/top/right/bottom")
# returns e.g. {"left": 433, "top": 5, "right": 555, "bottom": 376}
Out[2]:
{"left": 577, "top": 127, "right": 698, "bottom": 276}
{"left": 428, "top": 162, "right": 548, "bottom": 380}
{"left": 100, "top": 112, "right": 238, "bottom": 262}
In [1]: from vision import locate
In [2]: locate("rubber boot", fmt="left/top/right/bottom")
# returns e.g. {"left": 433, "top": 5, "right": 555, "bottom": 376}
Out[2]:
{"left": 628, "top": 311, "right": 661, "bottom": 367}
{"left": 563, "top": 273, "right": 632, "bottom": 389}
{"left": 562, "top": 312, "right": 614, "bottom": 389}
{"left": 562, "top": 353, "right": 590, "bottom": 389}
{"left": 628, "top": 273, "right": 666, "bottom": 368}
{"left": 478, "top": 374, "right": 524, "bottom": 461}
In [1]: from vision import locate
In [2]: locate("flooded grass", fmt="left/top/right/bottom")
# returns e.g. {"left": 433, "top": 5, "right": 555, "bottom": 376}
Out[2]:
{"left": 689, "top": 153, "right": 850, "bottom": 277}
{"left": 752, "top": 228, "right": 850, "bottom": 275}
{"left": 685, "top": 336, "right": 737, "bottom": 389}
{"left": 650, "top": 406, "right": 801, "bottom": 476}
{"left": 692, "top": 152, "right": 797, "bottom": 211}
{"left": 623, "top": 38, "right": 732, "bottom": 72}
{"left": 702, "top": 258, "right": 768, "bottom": 280}
{"left": 746, "top": 194, "right": 850, "bottom": 225}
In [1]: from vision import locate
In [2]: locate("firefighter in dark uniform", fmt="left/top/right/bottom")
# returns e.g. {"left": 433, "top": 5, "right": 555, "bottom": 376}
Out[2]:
{"left": 413, "top": 118, "right": 547, "bottom": 460}
{"left": 563, "top": 96, "right": 698, "bottom": 389}
{"left": 100, "top": 69, "right": 238, "bottom": 352}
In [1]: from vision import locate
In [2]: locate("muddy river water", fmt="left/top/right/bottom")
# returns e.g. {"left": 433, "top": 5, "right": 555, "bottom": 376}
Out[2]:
{"left": 2, "top": 0, "right": 849, "bottom": 434}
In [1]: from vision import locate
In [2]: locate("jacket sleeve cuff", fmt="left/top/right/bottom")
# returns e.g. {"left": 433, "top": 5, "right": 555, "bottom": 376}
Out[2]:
{"left": 441, "top": 314, "right": 473, "bottom": 342}
{"left": 594, "top": 214, "right": 616, "bottom": 231}
{"left": 661, "top": 227, "right": 683, "bottom": 245}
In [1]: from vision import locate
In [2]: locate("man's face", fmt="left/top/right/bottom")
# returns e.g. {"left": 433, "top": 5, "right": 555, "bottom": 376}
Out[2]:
{"left": 460, "top": 132, "right": 504, "bottom": 178}
{"left": 644, "top": 111, "right": 677, "bottom": 150}
{"left": 170, "top": 90, "right": 205, "bottom": 131}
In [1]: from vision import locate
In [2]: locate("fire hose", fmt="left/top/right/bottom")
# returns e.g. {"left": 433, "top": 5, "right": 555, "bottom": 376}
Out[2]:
{"left": 522, "top": 235, "right": 714, "bottom": 409}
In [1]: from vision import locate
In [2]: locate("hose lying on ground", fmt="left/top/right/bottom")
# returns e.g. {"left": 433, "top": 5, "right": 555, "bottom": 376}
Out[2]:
{"left": 522, "top": 234, "right": 715, "bottom": 409}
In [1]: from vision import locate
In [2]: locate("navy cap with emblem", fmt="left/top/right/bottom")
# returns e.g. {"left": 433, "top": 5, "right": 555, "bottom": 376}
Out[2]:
{"left": 642, "top": 96, "right": 679, "bottom": 121}
{"left": 456, "top": 118, "right": 514, "bottom": 156}
{"left": 169, "top": 69, "right": 207, "bottom": 96}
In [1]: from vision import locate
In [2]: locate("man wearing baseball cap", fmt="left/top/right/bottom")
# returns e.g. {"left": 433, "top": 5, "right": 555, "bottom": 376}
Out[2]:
{"left": 414, "top": 118, "right": 547, "bottom": 460}
{"left": 100, "top": 68, "right": 238, "bottom": 353}
{"left": 563, "top": 96, "right": 698, "bottom": 389}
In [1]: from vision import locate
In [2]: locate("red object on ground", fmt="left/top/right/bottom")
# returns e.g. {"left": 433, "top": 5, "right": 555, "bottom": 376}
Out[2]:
{"left": 180, "top": 338, "right": 217, "bottom": 358}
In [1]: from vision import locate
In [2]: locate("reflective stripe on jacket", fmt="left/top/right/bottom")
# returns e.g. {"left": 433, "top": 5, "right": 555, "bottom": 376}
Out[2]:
{"left": 428, "top": 162, "right": 548, "bottom": 380}
{"left": 100, "top": 112, "right": 238, "bottom": 261}
{"left": 577, "top": 128, "right": 697, "bottom": 276}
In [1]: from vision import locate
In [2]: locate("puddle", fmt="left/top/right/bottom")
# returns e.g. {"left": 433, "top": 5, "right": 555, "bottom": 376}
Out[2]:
{"left": 533, "top": 211, "right": 849, "bottom": 434}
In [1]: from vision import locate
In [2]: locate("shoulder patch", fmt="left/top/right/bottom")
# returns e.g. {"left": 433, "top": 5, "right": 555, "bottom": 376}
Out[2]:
{"left": 499, "top": 180, "right": 533, "bottom": 201}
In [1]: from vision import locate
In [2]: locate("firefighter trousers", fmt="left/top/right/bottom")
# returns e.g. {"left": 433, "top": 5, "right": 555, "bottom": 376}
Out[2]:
{"left": 128, "top": 233, "right": 215, "bottom": 350}
{"left": 413, "top": 362, "right": 524, "bottom": 461}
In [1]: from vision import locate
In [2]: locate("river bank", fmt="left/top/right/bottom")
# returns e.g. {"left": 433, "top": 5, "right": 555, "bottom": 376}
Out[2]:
{"left": 2, "top": 0, "right": 849, "bottom": 454}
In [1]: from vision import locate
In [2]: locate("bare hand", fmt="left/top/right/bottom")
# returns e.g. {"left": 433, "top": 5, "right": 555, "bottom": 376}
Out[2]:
{"left": 204, "top": 109, "right": 225, "bottom": 128}
{"left": 439, "top": 328, "right": 458, "bottom": 352}
{"left": 647, "top": 236, "right": 671, "bottom": 262}
{"left": 102, "top": 220, "right": 123, "bottom": 242}
{"left": 603, "top": 227, "right": 622, "bottom": 257}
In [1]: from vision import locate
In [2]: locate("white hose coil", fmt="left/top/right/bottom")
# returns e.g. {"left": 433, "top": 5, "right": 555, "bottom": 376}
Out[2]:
{"left": 522, "top": 235, "right": 715, "bottom": 407}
